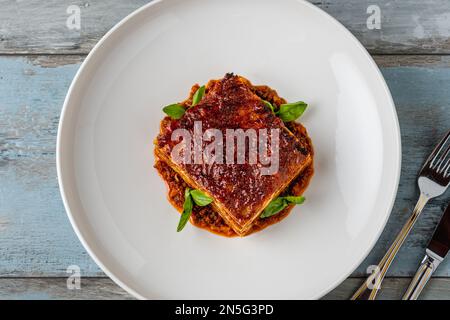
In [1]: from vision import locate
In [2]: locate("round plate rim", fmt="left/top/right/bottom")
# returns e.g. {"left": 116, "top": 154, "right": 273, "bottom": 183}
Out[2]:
{"left": 56, "top": 0, "right": 402, "bottom": 300}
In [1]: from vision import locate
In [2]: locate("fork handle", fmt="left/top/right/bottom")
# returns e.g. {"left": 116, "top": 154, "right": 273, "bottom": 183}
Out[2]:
{"left": 351, "top": 193, "right": 429, "bottom": 300}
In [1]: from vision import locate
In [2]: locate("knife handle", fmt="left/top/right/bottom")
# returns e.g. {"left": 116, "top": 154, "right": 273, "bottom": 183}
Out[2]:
{"left": 402, "top": 249, "right": 443, "bottom": 300}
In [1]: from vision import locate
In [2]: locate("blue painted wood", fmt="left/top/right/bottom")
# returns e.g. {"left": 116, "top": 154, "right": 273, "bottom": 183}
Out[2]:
{"left": 0, "top": 56, "right": 102, "bottom": 276}
{"left": 1, "top": 56, "right": 450, "bottom": 279}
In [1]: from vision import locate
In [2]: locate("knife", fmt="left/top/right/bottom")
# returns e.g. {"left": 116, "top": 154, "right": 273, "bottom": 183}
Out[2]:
{"left": 403, "top": 203, "right": 450, "bottom": 300}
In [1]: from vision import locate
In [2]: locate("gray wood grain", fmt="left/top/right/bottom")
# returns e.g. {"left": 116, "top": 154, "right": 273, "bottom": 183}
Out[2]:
{"left": 0, "top": 0, "right": 449, "bottom": 54}
{"left": 0, "top": 278, "right": 134, "bottom": 300}
{"left": 324, "top": 277, "right": 450, "bottom": 300}
{"left": 0, "top": 277, "right": 448, "bottom": 300}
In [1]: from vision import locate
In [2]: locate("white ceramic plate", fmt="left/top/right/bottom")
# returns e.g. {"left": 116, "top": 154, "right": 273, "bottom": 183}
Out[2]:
{"left": 57, "top": 0, "right": 401, "bottom": 299}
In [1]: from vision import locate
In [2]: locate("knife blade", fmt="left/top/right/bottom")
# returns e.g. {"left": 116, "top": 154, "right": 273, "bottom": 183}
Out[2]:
{"left": 403, "top": 203, "right": 450, "bottom": 300}
{"left": 427, "top": 204, "right": 450, "bottom": 259}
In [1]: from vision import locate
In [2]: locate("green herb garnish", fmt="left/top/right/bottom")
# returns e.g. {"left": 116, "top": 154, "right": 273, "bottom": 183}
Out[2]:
{"left": 190, "top": 189, "right": 213, "bottom": 206}
{"left": 260, "top": 196, "right": 305, "bottom": 219}
{"left": 277, "top": 101, "right": 307, "bottom": 122}
{"left": 192, "top": 85, "right": 205, "bottom": 106}
{"left": 283, "top": 196, "right": 305, "bottom": 205}
{"left": 177, "top": 188, "right": 194, "bottom": 232}
{"left": 163, "top": 84, "right": 206, "bottom": 119}
{"left": 261, "top": 198, "right": 288, "bottom": 218}
{"left": 163, "top": 103, "right": 186, "bottom": 120}
{"left": 177, "top": 188, "right": 213, "bottom": 232}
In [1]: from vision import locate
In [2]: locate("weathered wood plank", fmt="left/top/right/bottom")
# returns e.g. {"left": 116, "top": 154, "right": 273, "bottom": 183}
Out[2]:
{"left": 324, "top": 277, "right": 450, "bottom": 300}
{"left": 0, "top": 277, "right": 448, "bottom": 300}
{"left": 0, "top": 55, "right": 103, "bottom": 276}
{"left": 373, "top": 55, "right": 450, "bottom": 68}
{"left": 0, "top": 278, "right": 133, "bottom": 300}
{"left": 1, "top": 55, "right": 450, "bottom": 279}
{"left": 0, "top": 0, "right": 450, "bottom": 54}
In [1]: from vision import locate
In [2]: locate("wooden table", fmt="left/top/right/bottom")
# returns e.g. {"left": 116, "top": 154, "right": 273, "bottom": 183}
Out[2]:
{"left": 1, "top": 0, "right": 450, "bottom": 300}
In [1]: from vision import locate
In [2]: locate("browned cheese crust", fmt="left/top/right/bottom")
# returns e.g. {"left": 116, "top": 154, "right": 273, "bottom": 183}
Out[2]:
{"left": 154, "top": 74, "right": 314, "bottom": 237}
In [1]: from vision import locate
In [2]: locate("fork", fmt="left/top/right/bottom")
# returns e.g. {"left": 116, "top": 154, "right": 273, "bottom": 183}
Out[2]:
{"left": 351, "top": 129, "right": 450, "bottom": 300}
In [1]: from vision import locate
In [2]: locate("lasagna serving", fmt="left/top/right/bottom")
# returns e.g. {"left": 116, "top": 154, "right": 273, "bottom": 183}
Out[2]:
{"left": 154, "top": 74, "right": 314, "bottom": 237}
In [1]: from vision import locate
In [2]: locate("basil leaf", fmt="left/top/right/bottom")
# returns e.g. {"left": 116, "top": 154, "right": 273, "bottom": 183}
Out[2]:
{"left": 192, "top": 85, "right": 205, "bottom": 106}
{"left": 278, "top": 101, "right": 307, "bottom": 122}
{"left": 262, "top": 100, "right": 275, "bottom": 113}
{"left": 190, "top": 189, "right": 213, "bottom": 206}
{"left": 163, "top": 103, "right": 186, "bottom": 120}
{"left": 260, "top": 198, "right": 288, "bottom": 218}
{"left": 284, "top": 196, "right": 305, "bottom": 205}
{"left": 261, "top": 196, "right": 306, "bottom": 219}
{"left": 177, "top": 188, "right": 193, "bottom": 232}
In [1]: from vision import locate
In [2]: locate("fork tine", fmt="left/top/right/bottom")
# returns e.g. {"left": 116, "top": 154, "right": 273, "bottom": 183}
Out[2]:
{"left": 436, "top": 144, "right": 450, "bottom": 172}
{"left": 427, "top": 130, "right": 450, "bottom": 169}
{"left": 443, "top": 157, "right": 450, "bottom": 177}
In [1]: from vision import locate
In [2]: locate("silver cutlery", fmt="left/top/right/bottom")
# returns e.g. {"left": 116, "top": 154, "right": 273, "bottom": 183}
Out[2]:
{"left": 351, "top": 129, "right": 450, "bottom": 300}
{"left": 403, "top": 202, "right": 450, "bottom": 300}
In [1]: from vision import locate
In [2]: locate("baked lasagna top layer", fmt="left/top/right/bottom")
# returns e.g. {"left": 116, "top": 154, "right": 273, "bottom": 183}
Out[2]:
{"left": 155, "top": 74, "right": 312, "bottom": 235}
{"left": 155, "top": 121, "right": 314, "bottom": 237}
